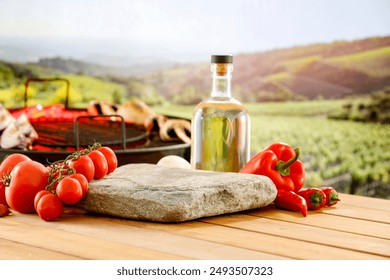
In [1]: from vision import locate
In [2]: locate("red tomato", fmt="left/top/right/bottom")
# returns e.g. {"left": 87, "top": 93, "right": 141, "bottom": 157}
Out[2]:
{"left": 34, "top": 190, "right": 52, "bottom": 211}
{"left": 68, "top": 173, "right": 89, "bottom": 198}
{"left": 98, "top": 146, "right": 118, "bottom": 174}
{"left": 0, "top": 153, "right": 31, "bottom": 175}
{"left": 0, "top": 153, "right": 31, "bottom": 206}
{"left": 36, "top": 193, "right": 64, "bottom": 221}
{"left": 6, "top": 161, "right": 49, "bottom": 213}
{"left": 68, "top": 155, "right": 95, "bottom": 182}
{"left": 88, "top": 150, "right": 108, "bottom": 180}
{"left": 56, "top": 177, "right": 83, "bottom": 205}
{"left": 0, "top": 182, "right": 7, "bottom": 206}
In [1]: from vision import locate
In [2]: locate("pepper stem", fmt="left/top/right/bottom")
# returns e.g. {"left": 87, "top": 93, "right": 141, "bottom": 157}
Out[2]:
{"left": 276, "top": 148, "right": 300, "bottom": 176}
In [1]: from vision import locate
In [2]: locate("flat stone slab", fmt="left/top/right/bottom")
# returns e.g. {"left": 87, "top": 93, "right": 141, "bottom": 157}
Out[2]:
{"left": 78, "top": 163, "right": 277, "bottom": 223}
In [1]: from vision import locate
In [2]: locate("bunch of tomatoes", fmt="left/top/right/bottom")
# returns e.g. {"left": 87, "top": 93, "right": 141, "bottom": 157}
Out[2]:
{"left": 0, "top": 142, "right": 117, "bottom": 221}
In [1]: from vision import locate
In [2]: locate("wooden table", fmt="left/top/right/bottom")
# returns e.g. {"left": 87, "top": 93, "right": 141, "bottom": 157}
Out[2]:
{"left": 0, "top": 193, "right": 389, "bottom": 260}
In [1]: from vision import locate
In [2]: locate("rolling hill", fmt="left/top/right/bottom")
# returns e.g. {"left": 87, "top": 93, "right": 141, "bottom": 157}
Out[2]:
{"left": 1, "top": 36, "right": 390, "bottom": 105}
{"left": 139, "top": 36, "right": 390, "bottom": 103}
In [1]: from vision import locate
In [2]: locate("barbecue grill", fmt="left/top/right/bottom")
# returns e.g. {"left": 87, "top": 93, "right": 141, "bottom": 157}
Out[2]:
{"left": 1, "top": 78, "right": 191, "bottom": 166}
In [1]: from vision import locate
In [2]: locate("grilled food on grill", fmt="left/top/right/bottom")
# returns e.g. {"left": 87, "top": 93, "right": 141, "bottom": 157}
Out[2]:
{"left": 0, "top": 99, "right": 191, "bottom": 150}
{"left": 88, "top": 100, "right": 191, "bottom": 144}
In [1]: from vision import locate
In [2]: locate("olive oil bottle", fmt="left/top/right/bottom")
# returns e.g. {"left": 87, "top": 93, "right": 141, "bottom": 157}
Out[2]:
{"left": 191, "top": 55, "right": 250, "bottom": 172}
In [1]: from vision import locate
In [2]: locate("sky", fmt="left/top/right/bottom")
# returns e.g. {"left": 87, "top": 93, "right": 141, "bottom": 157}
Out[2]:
{"left": 0, "top": 0, "right": 389, "bottom": 64}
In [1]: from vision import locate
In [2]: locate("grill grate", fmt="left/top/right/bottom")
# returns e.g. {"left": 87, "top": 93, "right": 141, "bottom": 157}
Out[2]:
{"left": 31, "top": 119, "right": 148, "bottom": 149}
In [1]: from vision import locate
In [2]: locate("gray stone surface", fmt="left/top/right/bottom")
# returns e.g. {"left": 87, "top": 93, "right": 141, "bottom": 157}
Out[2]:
{"left": 78, "top": 163, "right": 277, "bottom": 223}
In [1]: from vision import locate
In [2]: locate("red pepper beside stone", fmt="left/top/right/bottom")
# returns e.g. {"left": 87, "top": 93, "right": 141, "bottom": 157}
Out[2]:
{"left": 298, "top": 188, "right": 327, "bottom": 210}
{"left": 239, "top": 142, "right": 305, "bottom": 193}
{"left": 274, "top": 189, "right": 307, "bottom": 217}
{"left": 321, "top": 187, "right": 340, "bottom": 206}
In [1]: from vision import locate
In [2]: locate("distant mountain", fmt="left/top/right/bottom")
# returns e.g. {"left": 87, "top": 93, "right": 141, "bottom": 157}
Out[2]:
{"left": 35, "top": 57, "right": 110, "bottom": 76}
{"left": 0, "top": 37, "right": 179, "bottom": 76}
{"left": 1, "top": 36, "right": 389, "bottom": 103}
{"left": 139, "top": 36, "right": 390, "bottom": 103}
{"left": 33, "top": 56, "right": 177, "bottom": 77}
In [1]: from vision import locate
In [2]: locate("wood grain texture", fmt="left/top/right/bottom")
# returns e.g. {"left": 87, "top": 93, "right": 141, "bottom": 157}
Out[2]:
{"left": 0, "top": 193, "right": 389, "bottom": 260}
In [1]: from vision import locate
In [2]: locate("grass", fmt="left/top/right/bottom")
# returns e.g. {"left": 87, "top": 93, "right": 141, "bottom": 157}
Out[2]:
{"left": 152, "top": 99, "right": 347, "bottom": 119}
{"left": 1, "top": 74, "right": 126, "bottom": 108}
{"left": 281, "top": 55, "right": 321, "bottom": 72}
{"left": 62, "top": 74, "right": 125, "bottom": 105}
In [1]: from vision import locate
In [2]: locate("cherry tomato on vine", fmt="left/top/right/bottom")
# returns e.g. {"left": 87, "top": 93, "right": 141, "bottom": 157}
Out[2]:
{"left": 6, "top": 160, "right": 49, "bottom": 213}
{"left": 34, "top": 189, "right": 52, "bottom": 211}
{"left": 98, "top": 146, "right": 118, "bottom": 174}
{"left": 56, "top": 177, "right": 83, "bottom": 205}
{"left": 68, "top": 155, "right": 95, "bottom": 182}
{"left": 0, "top": 153, "right": 31, "bottom": 206}
{"left": 88, "top": 150, "right": 108, "bottom": 180}
{"left": 47, "top": 164, "right": 69, "bottom": 190}
{"left": 68, "top": 173, "right": 89, "bottom": 198}
{"left": 36, "top": 192, "right": 64, "bottom": 221}
{"left": 47, "top": 163, "right": 69, "bottom": 178}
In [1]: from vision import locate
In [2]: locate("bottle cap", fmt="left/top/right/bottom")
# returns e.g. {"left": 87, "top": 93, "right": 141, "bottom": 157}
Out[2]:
{"left": 211, "top": 55, "right": 233, "bottom": 63}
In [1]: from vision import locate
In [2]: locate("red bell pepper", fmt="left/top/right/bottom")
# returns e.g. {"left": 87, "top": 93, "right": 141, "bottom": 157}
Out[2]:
{"left": 239, "top": 142, "right": 305, "bottom": 192}
{"left": 321, "top": 187, "right": 340, "bottom": 206}
{"left": 298, "top": 188, "right": 327, "bottom": 210}
{"left": 274, "top": 189, "right": 307, "bottom": 217}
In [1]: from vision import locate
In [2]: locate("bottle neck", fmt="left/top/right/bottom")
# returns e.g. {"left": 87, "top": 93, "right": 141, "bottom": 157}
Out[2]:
{"left": 211, "top": 63, "right": 232, "bottom": 98}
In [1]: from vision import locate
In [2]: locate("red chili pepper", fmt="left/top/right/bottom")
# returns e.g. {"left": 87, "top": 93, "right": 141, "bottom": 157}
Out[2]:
{"left": 274, "top": 189, "right": 307, "bottom": 217}
{"left": 321, "top": 187, "right": 340, "bottom": 206}
{"left": 298, "top": 188, "right": 327, "bottom": 210}
{"left": 239, "top": 142, "right": 305, "bottom": 192}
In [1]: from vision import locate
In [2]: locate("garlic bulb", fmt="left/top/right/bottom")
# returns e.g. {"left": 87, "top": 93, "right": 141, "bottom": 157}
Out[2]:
{"left": 157, "top": 155, "right": 191, "bottom": 169}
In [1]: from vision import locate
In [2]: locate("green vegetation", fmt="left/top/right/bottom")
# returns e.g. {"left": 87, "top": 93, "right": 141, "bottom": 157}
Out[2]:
{"left": 61, "top": 74, "right": 125, "bottom": 107}
{"left": 140, "top": 36, "right": 390, "bottom": 104}
{"left": 280, "top": 55, "right": 321, "bottom": 72}
{"left": 326, "top": 46, "right": 390, "bottom": 77}
{"left": 152, "top": 100, "right": 390, "bottom": 198}
{"left": 328, "top": 89, "right": 390, "bottom": 124}
{"left": 0, "top": 65, "right": 126, "bottom": 108}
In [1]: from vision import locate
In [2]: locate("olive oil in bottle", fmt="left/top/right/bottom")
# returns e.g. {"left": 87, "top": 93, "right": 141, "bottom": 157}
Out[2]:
{"left": 191, "top": 55, "right": 250, "bottom": 172}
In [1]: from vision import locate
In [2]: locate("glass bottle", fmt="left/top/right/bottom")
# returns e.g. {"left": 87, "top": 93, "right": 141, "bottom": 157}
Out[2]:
{"left": 191, "top": 55, "right": 250, "bottom": 172}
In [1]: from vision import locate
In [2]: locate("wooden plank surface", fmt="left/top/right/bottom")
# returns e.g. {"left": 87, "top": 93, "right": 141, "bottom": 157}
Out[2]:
{"left": 127, "top": 217, "right": 387, "bottom": 259}
{"left": 3, "top": 212, "right": 285, "bottom": 260}
{"left": 0, "top": 193, "right": 389, "bottom": 260}
{"left": 249, "top": 194, "right": 390, "bottom": 240}
{"left": 0, "top": 239, "right": 81, "bottom": 260}
{"left": 321, "top": 204, "right": 390, "bottom": 224}
{"left": 338, "top": 193, "right": 390, "bottom": 211}
{"left": 250, "top": 208, "right": 390, "bottom": 239}
{"left": 0, "top": 218, "right": 184, "bottom": 260}
{"left": 201, "top": 214, "right": 390, "bottom": 258}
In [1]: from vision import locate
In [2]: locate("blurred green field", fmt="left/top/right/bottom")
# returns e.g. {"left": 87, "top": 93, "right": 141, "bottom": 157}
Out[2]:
{"left": 0, "top": 74, "right": 125, "bottom": 108}
{"left": 153, "top": 101, "right": 390, "bottom": 197}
